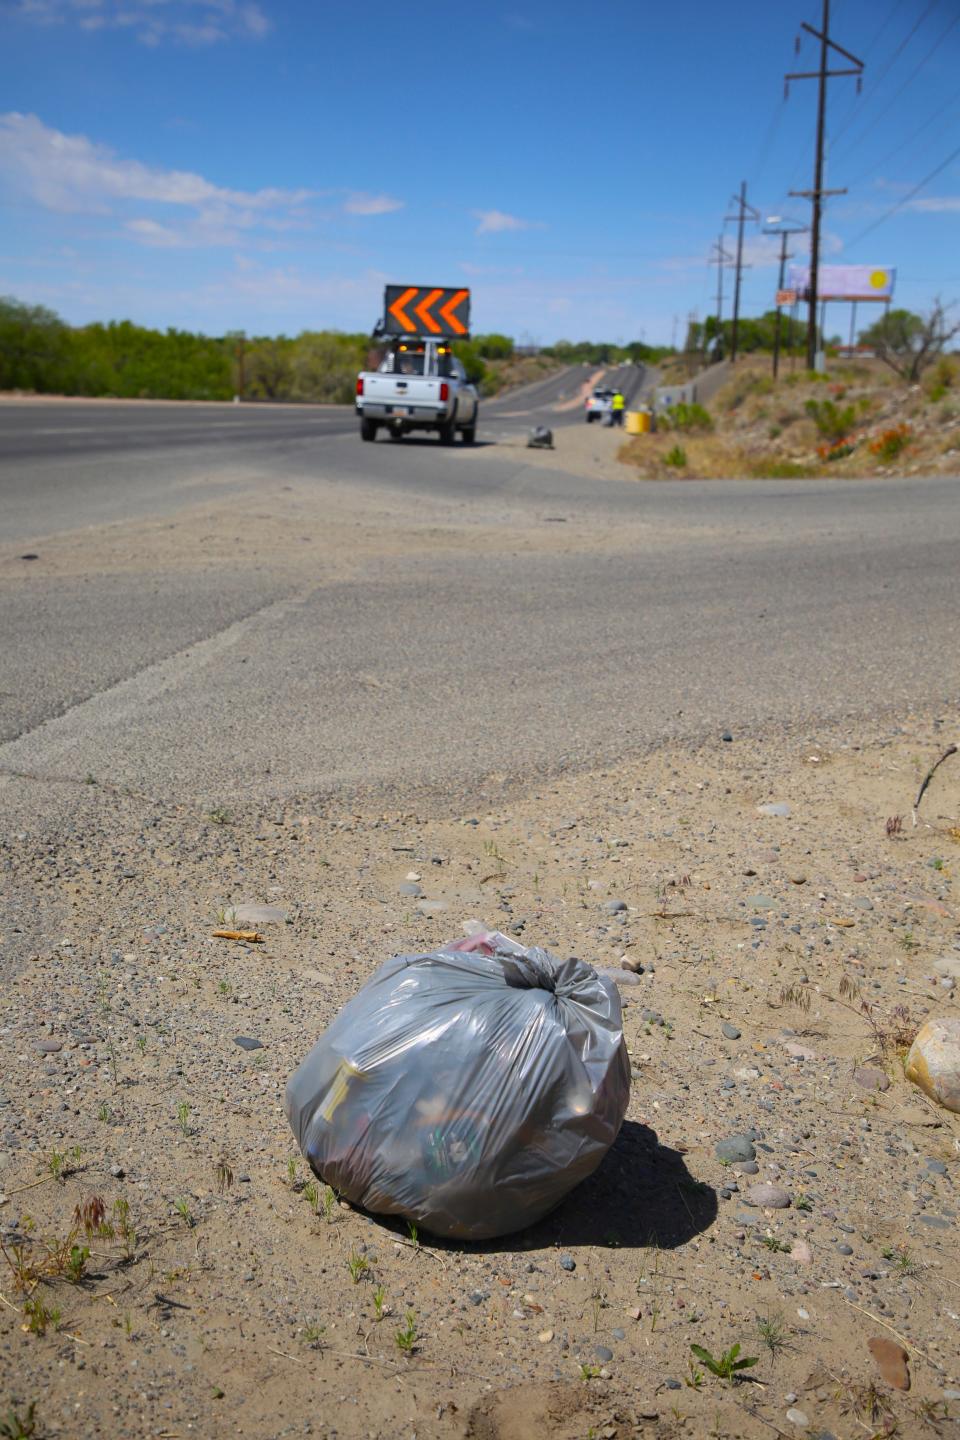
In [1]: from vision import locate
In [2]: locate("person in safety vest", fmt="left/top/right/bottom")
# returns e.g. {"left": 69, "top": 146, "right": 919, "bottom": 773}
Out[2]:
{"left": 611, "top": 389, "right": 625, "bottom": 425}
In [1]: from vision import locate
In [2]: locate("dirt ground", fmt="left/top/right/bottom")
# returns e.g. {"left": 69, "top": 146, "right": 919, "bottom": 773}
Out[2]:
{"left": 2, "top": 705, "right": 959, "bottom": 1439}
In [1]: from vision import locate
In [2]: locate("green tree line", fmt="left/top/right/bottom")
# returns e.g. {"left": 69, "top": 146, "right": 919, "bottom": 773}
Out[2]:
{"left": 0, "top": 298, "right": 542, "bottom": 402}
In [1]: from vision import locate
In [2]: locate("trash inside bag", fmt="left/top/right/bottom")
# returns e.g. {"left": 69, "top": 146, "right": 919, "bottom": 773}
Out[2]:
{"left": 285, "top": 927, "right": 630, "bottom": 1240}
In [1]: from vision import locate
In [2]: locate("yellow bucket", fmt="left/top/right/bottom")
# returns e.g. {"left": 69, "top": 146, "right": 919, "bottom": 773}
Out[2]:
{"left": 625, "top": 410, "right": 650, "bottom": 435}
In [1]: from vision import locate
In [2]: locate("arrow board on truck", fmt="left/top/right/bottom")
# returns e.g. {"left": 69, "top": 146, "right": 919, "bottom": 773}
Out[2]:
{"left": 383, "top": 285, "right": 470, "bottom": 338}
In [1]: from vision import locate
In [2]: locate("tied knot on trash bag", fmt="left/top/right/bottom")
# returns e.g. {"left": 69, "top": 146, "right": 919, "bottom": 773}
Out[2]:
{"left": 285, "top": 926, "right": 630, "bottom": 1240}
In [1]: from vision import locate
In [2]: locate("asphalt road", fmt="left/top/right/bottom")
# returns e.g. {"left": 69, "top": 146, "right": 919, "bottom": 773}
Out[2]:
{"left": 2, "top": 395, "right": 959, "bottom": 825}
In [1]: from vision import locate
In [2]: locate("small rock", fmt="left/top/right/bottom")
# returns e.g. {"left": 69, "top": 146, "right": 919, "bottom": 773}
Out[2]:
{"left": 758, "top": 802, "right": 792, "bottom": 818}
{"left": 784, "top": 1042, "right": 817, "bottom": 1060}
{"left": 559, "top": 1254, "right": 576, "bottom": 1271}
{"left": 398, "top": 882, "right": 423, "bottom": 897}
{"left": 790, "top": 1239, "right": 813, "bottom": 1265}
{"left": 905, "top": 1018, "right": 960, "bottom": 1113}
{"left": 854, "top": 1066, "right": 890, "bottom": 1093}
{"left": 605, "top": 899, "right": 628, "bottom": 915}
{"left": 36, "top": 1039, "right": 62, "bottom": 1054}
{"left": 594, "top": 1345, "right": 613, "bottom": 1363}
{"left": 786, "top": 1409, "right": 809, "bottom": 1430}
{"left": 538, "top": 1329, "right": 553, "bottom": 1344}
{"left": 225, "top": 903, "right": 287, "bottom": 925}
{"left": 789, "top": 873, "right": 807, "bottom": 885}
{"left": 233, "top": 1036, "right": 264, "bottom": 1051}
{"left": 416, "top": 899, "right": 449, "bottom": 914}
{"left": 716, "top": 1135, "right": 756, "bottom": 1163}
{"left": 868, "top": 1336, "right": 910, "bottom": 1391}
{"left": 722, "top": 1022, "right": 742, "bottom": 1040}
{"left": 744, "top": 1182, "right": 791, "bottom": 1209}
{"left": 664, "top": 1378, "right": 681, "bottom": 1391}
{"left": 721, "top": 731, "right": 733, "bottom": 742}
{"left": 109, "top": 1163, "right": 125, "bottom": 1179}
{"left": 933, "top": 956, "right": 960, "bottom": 981}
{"left": 836, "top": 1243, "right": 853, "bottom": 1255}
{"left": 405, "top": 871, "right": 421, "bottom": 882}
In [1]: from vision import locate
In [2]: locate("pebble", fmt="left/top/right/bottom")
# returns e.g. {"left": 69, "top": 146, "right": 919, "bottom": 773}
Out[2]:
{"left": 853, "top": 1066, "right": 890, "bottom": 1092}
{"left": 604, "top": 899, "right": 627, "bottom": 914}
{"left": 789, "top": 873, "right": 807, "bottom": 885}
{"left": 721, "top": 731, "right": 733, "bottom": 742}
{"left": 398, "top": 882, "right": 423, "bottom": 897}
{"left": 758, "top": 802, "right": 792, "bottom": 818}
{"left": 559, "top": 1254, "right": 576, "bottom": 1271}
{"left": 744, "top": 1182, "right": 791, "bottom": 1209}
{"left": 538, "top": 1329, "right": 553, "bottom": 1344}
{"left": 791, "top": 1240, "right": 813, "bottom": 1265}
{"left": 786, "top": 1409, "right": 809, "bottom": 1430}
{"left": 594, "top": 1345, "right": 613, "bottom": 1362}
{"left": 716, "top": 1135, "right": 756, "bottom": 1163}
{"left": 868, "top": 1337, "right": 910, "bottom": 1390}
{"left": 722, "top": 1022, "right": 742, "bottom": 1040}
{"left": 233, "top": 1036, "right": 264, "bottom": 1051}
{"left": 36, "top": 1039, "right": 62, "bottom": 1054}
{"left": 835, "top": 1243, "right": 853, "bottom": 1255}
{"left": 905, "top": 1018, "right": 960, "bottom": 1113}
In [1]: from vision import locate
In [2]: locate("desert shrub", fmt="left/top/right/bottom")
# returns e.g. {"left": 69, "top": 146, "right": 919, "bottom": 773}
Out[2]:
{"left": 805, "top": 397, "right": 857, "bottom": 441}
{"left": 663, "top": 401, "right": 713, "bottom": 433}
{"left": 924, "top": 354, "right": 958, "bottom": 402}
{"left": 869, "top": 423, "right": 913, "bottom": 461}
{"left": 818, "top": 438, "right": 858, "bottom": 462}
{"left": 663, "top": 444, "right": 687, "bottom": 467}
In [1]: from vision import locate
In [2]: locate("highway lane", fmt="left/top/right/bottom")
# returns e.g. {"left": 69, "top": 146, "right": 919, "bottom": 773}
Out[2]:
{"left": 3, "top": 390, "right": 960, "bottom": 829}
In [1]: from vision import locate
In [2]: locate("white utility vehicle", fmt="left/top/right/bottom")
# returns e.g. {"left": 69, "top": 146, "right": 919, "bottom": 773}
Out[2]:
{"left": 584, "top": 386, "right": 614, "bottom": 423}
{"left": 355, "top": 338, "right": 479, "bottom": 444}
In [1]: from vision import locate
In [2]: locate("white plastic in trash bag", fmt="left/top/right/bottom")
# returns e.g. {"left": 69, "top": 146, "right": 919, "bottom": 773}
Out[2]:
{"left": 285, "top": 927, "right": 630, "bottom": 1240}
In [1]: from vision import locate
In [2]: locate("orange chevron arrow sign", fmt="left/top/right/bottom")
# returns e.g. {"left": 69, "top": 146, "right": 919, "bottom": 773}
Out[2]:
{"left": 383, "top": 285, "right": 470, "bottom": 338}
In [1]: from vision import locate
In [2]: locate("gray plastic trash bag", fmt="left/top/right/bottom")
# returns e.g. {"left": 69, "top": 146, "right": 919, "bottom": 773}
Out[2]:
{"left": 285, "top": 928, "right": 630, "bottom": 1240}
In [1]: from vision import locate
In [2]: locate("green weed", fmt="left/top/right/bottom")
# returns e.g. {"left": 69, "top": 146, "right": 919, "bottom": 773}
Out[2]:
{"left": 395, "top": 1311, "right": 417, "bottom": 1355}
{"left": 689, "top": 1341, "right": 759, "bottom": 1381}
{"left": 346, "top": 1249, "right": 370, "bottom": 1284}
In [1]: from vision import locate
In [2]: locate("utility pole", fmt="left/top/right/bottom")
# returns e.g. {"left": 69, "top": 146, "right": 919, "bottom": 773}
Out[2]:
{"left": 785, "top": 1, "right": 863, "bottom": 370}
{"left": 724, "top": 182, "right": 759, "bottom": 364}
{"left": 708, "top": 236, "right": 735, "bottom": 362}
{"left": 763, "top": 218, "right": 808, "bottom": 378}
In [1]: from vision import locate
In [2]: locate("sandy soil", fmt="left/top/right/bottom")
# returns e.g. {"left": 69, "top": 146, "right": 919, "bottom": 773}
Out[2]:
{"left": 2, "top": 710, "right": 959, "bottom": 1439}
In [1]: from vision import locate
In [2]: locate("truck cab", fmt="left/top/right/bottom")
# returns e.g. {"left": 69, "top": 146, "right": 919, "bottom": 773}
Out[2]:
{"left": 355, "top": 338, "right": 479, "bottom": 445}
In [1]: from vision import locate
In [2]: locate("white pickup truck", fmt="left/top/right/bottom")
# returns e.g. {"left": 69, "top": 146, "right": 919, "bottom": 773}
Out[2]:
{"left": 355, "top": 338, "right": 479, "bottom": 444}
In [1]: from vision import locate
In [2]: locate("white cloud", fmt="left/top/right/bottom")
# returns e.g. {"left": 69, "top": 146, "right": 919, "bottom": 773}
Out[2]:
{"left": 907, "top": 196, "right": 960, "bottom": 214}
{"left": 0, "top": 113, "right": 313, "bottom": 217}
{"left": 473, "top": 208, "right": 540, "bottom": 235}
{"left": 10, "top": 0, "right": 271, "bottom": 44}
{"left": 342, "top": 192, "right": 404, "bottom": 216}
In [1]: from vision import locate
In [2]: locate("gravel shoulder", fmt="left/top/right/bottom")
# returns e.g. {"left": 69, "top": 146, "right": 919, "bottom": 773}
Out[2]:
{"left": 2, "top": 713, "right": 959, "bottom": 1439}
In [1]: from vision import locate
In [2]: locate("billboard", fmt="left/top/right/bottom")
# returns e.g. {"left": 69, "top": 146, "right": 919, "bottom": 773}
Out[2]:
{"left": 786, "top": 265, "right": 895, "bottom": 302}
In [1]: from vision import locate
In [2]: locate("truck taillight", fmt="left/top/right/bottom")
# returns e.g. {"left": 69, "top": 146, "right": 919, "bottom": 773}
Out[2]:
{"left": 356, "top": 376, "right": 364, "bottom": 396}
{"left": 439, "top": 382, "right": 449, "bottom": 402}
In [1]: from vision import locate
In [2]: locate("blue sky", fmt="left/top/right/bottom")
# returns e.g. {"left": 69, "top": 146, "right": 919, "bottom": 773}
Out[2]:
{"left": 1, "top": 0, "right": 958, "bottom": 344}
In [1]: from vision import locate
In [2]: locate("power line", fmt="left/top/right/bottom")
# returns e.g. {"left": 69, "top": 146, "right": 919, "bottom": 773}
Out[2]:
{"left": 845, "top": 91, "right": 960, "bottom": 194}
{"left": 825, "top": 0, "right": 905, "bottom": 142}
{"left": 832, "top": 10, "right": 960, "bottom": 164}
{"left": 827, "top": 0, "right": 941, "bottom": 151}
{"left": 844, "top": 139, "right": 960, "bottom": 250}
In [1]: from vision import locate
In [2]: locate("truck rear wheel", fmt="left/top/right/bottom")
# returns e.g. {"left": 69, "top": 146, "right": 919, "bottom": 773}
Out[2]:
{"left": 360, "top": 419, "right": 378, "bottom": 442}
{"left": 461, "top": 420, "right": 477, "bottom": 444}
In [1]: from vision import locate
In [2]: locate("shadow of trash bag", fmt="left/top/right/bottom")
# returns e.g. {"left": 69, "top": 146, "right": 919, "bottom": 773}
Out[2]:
{"left": 285, "top": 926, "right": 630, "bottom": 1241}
